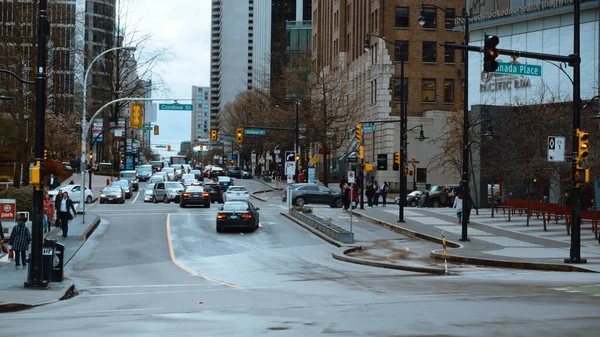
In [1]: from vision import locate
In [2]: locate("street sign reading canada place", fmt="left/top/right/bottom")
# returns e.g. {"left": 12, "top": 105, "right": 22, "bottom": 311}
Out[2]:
{"left": 495, "top": 62, "right": 542, "bottom": 77}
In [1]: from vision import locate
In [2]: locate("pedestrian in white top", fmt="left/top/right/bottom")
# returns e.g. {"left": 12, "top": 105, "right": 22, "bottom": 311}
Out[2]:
{"left": 453, "top": 192, "right": 463, "bottom": 224}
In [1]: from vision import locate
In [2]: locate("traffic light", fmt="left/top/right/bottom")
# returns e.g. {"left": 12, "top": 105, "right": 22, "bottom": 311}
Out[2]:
{"left": 236, "top": 128, "right": 244, "bottom": 143}
{"left": 394, "top": 152, "right": 400, "bottom": 165}
{"left": 199, "top": 145, "right": 204, "bottom": 151}
{"left": 483, "top": 35, "right": 500, "bottom": 72}
{"left": 354, "top": 124, "right": 363, "bottom": 142}
{"left": 44, "top": 149, "right": 48, "bottom": 160}
{"left": 130, "top": 103, "right": 143, "bottom": 129}
{"left": 359, "top": 145, "right": 365, "bottom": 159}
{"left": 89, "top": 151, "right": 93, "bottom": 161}
{"left": 167, "top": 145, "right": 171, "bottom": 151}
{"left": 211, "top": 129, "right": 217, "bottom": 140}
{"left": 577, "top": 129, "right": 589, "bottom": 161}
{"left": 575, "top": 168, "right": 590, "bottom": 185}
{"left": 153, "top": 125, "right": 159, "bottom": 135}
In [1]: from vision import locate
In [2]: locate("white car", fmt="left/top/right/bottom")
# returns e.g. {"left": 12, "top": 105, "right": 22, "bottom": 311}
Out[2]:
{"left": 144, "top": 183, "right": 156, "bottom": 202}
{"left": 148, "top": 175, "right": 165, "bottom": 184}
{"left": 223, "top": 186, "right": 249, "bottom": 202}
{"left": 162, "top": 167, "right": 175, "bottom": 181}
{"left": 48, "top": 184, "right": 94, "bottom": 204}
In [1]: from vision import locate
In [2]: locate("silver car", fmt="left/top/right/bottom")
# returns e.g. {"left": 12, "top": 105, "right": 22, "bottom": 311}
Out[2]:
{"left": 144, "top": 183, "right": 156, "bottom": 202}
{"left": 152, "top": 182, "right": 184, "bottom": 203}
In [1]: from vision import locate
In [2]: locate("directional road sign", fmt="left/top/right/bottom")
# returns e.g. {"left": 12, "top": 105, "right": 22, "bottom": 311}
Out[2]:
{"left": 285, "top": 151, "right": 296, "bottom": 162}
{"left": 548, "top": 136, "right": 565, "bottom": 162}
{"left": 496, "top": 62, "right": 542, "bottom": 77}
{"left": 158, "top": 104, "right": 193, "bottom": 111}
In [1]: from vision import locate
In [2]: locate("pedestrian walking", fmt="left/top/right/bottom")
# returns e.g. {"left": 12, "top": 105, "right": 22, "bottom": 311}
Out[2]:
{"left": 380, "top": 182, "right": 389, "bottom": 207}
{"left": 9, "top": 214, "right": 31, "bottom": 270}
{"left": 54, "top": 189, "right": 63, "bottom": 228}
{"left": 352, "top": 182, "right": 360, "bottom": 209}
{"left": 58, "top": 191, "right": 76, "bottom": 238}
{"left": 43, "top": 193, "right": 55, "bottom": 233}
{"left": 453, "top": 191, "right": 463, "bottom": 223}
{"left": 373, "top": 180, "right": 380, "bottom": 207}
{"left": 47, "top": 174, "right": 60, "bottom": 190}
{"left": 342, "top": 183, "right": 351, "bottom": 210}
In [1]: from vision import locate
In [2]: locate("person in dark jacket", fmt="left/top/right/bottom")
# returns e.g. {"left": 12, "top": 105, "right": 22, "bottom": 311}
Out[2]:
{"left": 54, "top": 189, "right": 63, "bottom": 228}
{"left": 57, "top": 191, "right": 76, "bottom": 238}
{"left": 47, "top": 174, "right": 60, "bottom": 190}
{"left": 10, "top": 214, "right": 31, "bottom": 269}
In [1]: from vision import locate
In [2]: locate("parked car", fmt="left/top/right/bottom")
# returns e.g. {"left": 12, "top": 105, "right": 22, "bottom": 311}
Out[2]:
{"left": 223, "top": 186, "right": 249, "bottom": 202}
{"left": 180, "top": 185, "right": 211, "bottom": 208}
{"left": 216, "top": 201, "right": 260, "bottom": 233}
{"left": 227, "top": 166, "right": 242, "bottom": 178}
{"left": 111, "top": 180, "right": 133, "bottom": 199}
{"left": 217, "top": 176, "right": 234, "bottom": 191}
{"left": 119, "top": 170, "right": 139, "bottom": 191}
{"left": 144, "top": 183, "right": 155, "bottom": 202}
{"left": 48, "top": 184, "right": 94, "bottom": 204}
{"left": 406, "top": 190, "right": 424, "bottom": 207}
{"left": 242, "top": 170, "right": 253, "bottom": 179}
{"left": 428, "top": 184, "right": 460, "bottom": 207}
{"left": 99, "top": 186, "right": 125, "bottom": 204}
{"left": 136, "top": 165, "right": 153, "bottom": 182}
{"left": 203, "top": 183, "right": 224, "bottom": 203}
{"left": 282, "top": 183, "right": 343, "bottom": 208}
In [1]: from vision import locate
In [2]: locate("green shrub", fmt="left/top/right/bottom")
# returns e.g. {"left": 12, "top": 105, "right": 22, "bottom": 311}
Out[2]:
{"left": 45, "top": 160, "right": 64, "bottom": 177}
{"left": 0, "top": 186, "right": 34, "bottom": 213}
{"left": 292, "top": 205, "right": 313, "bottom": 213}
{"left": 0, "top": 175, "right": 12, "bottom": 182}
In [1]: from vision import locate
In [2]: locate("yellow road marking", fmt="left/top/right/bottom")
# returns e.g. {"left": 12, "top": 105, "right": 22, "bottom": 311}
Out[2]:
{"left": 385, "top": 248, "right": 410, "bottom": 262}
{"left": 166, "top": 213, "right": 241, "bottom": 289}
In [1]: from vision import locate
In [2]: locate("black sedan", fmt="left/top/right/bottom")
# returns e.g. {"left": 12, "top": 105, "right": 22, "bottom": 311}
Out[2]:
{"left": 99, "top": 186, "right": 125, "bottom": 204}
{"left": 216, "top": 201, "right": 260, "bottom": 233}
{"left": 111, "top": 180, "right": 132, "bottom": 199}
{"left": 180, "top": 185, "right": 211, "bottom": 208}
{"left": 203, "top": 183, "right": 224, "bottom": 203}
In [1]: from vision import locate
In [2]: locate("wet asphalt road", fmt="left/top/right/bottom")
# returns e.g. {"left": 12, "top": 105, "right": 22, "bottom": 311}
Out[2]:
{"left": 2, "top": 179, "right": 600, "bottom": 336}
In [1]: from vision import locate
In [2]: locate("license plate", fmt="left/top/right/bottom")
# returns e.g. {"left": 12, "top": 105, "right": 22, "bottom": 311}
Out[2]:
{"left": 193, "top": 194, "right": 199, "bottom": 197}
{"left": 230, "top": 215, "right": 238, "bottom": 219}
{"left": 108, "top": 197, "right": 113, "bottom": 200}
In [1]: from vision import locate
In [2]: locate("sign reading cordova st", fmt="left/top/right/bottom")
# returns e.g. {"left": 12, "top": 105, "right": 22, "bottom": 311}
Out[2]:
{"left": 495, "top": 62, "right": 542, "bottom": 77}
{"left": 158, "top": 104, "right": 193, "bottom": 111}
{"left": 244, "top": 129, "right": 266, "bottom": 135}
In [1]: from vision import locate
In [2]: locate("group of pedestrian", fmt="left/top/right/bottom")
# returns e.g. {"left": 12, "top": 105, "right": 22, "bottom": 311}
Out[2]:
{"left": 365, "top": 179, "right": 389, "bottom": 208}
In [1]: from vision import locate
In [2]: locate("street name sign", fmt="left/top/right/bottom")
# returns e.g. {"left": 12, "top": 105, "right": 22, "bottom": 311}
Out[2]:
{"left": 496, "top": 62, "right": 542, "bottom": 77}
{"left": 244, "top": 129, "right": 266, "bottom": 135}
{"left": 548, "top": 136, "right": 565, "bottom": 162}
{"left": 158, "top": 104, "right": 193, "bottom": 111}
{"left": 363, "top": 125, "right": 377, "bottom": 132}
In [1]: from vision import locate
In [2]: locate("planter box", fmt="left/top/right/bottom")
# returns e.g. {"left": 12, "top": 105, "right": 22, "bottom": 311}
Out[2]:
{"left": 289, "top": 210, "right": 354, "bottom": 244}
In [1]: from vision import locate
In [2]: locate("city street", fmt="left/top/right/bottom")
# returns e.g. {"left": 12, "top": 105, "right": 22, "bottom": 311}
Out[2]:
{"left": 1, "top": 179, "right": 600, "bottom": 336}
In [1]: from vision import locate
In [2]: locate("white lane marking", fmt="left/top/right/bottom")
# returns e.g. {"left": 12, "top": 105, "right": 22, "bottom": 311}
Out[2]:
{"left": 78, "top": 285, "right": 284, "bottom": 297}
{"left": 132, "top": 191, "right": 140, "bottom": 203}
{"left": 87, "top": 283, "right": 219, "bottom": 289}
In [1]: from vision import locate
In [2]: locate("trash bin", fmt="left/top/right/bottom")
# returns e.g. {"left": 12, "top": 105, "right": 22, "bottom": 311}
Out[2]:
{"left": 51, "top": 242, "right": 65, "bottom": 282}
{"left": 42, "top": 239, "right": 56, "bottom": 283}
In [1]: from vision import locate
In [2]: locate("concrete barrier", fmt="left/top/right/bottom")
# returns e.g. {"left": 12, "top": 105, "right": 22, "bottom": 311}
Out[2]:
{"left": 289, "top": 210, "right": 354, "bottom": 244}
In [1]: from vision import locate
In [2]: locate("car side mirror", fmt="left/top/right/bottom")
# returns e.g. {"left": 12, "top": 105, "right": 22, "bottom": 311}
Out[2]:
{"left": 255, "top": 207, "right": 260, "bottom": 211}
{"left": 218, "top": 206, "right": 223, "bottom": 211}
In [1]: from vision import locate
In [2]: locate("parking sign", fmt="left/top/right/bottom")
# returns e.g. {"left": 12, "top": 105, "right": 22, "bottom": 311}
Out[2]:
{"left": 0, "top": 199, "right": 16, "bottom": 222}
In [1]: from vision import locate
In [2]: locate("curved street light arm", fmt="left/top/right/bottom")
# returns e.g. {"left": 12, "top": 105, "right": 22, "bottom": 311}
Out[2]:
{"left": 0, "top": 69, "right": 35, "bottom": 85}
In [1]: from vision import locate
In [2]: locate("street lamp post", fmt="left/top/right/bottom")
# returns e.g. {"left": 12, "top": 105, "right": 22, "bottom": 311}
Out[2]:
{"left": 80, "top": 46, "right": 135, "bottom": 223}
{"left": 364, "top": 35, "right": 406, "bottom": 222}
{"left": 295, "top": 99, "right": 300, "bottom": 182}
{"left": 420, "top": 4, "right": 470, "bottom": 241}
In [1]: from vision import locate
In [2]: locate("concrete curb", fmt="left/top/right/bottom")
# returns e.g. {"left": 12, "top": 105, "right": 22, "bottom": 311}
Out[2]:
{"left": 352, "top": 210, "right": 599, "bottom": 273}
{"left": 0, "top": 281, "right": 75, "bottom": 314}
{"left": 281, "top": 212, "right": 345, "bottom": 247}
{"left": 253, "top": 178, "right": 284, "bottom": 191}
{"left": 430, "top": 249, "right": 597, "bottom": 273}
{"left": 333, "top": 246, "right": 446, "bottom": 275}
{"left": 64, "top": 216, "right": 101, "bottom": 266}
{"left": 251, "top": 189, "right": 272, "bottom": 202}
{"left": 349, "top": 210, "right": 462, "bottom": 248}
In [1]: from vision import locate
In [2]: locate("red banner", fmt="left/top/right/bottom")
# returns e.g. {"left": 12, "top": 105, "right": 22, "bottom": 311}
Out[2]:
{"left": 0, "top": 199, "right": 16, "bottom": 222}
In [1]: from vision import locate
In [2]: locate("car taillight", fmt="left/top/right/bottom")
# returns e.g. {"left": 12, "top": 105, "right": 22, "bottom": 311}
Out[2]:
{"left": 183, "top": 193, "right": 191, "bottom": 197}
{"left": 241, "top": 213, "right": 252, "bottom": 219}
{"left": 217, "top": 213, "right": 226, "bottom": 219}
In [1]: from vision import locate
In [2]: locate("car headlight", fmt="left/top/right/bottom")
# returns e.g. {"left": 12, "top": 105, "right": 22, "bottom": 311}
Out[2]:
{"left": 117, "top": 194, "right": 122, "bottom": 198}
{"left": 100, "top": 194, "right": 105, "bottom": 197}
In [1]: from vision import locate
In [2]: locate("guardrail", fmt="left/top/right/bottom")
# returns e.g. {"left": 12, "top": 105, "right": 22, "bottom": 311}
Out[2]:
{"left": 289, "top": 209, "right": 354, "bottom": 244}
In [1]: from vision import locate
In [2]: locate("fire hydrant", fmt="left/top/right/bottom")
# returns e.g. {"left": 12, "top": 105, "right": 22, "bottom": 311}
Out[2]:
{"left": 106, "top": 178, "right": 110, "bottom": 186}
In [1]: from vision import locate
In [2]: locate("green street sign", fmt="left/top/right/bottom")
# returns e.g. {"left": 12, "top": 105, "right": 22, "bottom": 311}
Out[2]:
{"left": 363, "top": 125, "right": 377, "bottom": 132}
{"left": 158, "top": 104, "right": 193, "bottom": 111}
{"left": 244, "top": 129, "right": 266, "bottom": 135}
{"left": 495, "top": 62, "right": 542, "bottom": 77}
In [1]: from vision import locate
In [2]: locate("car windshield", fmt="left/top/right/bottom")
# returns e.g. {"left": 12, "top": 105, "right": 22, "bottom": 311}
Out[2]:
{"left": 171, "top": 165, "right": 182, "bottom": 170}
{"left": 228, "top": 187, "right": 247, "bottom": 192}
{"left": 114, "top": 181, "right": 129, "bottom": 187}
{"left": 103, "top": 187, "right": 121, "bottom": 193}
{"left": 185, "top": 186, "right": 204, "bottom": 192}
{"left": 120, "top": 172, "right": 136, "bottom": 179}
{"left": 165, "top": 182, "right": 183, "bottom": 188}
{"left": 137, "top": 166, "right": 152, "bottom": 174}
{"left": 146, "top": 183, "right": 155, "bottom": 190}
{"left": 163, "top": 168, "right": 175, "bottom": 173}
{"left": 150, "top": 176, "right": 164, "bottom": 182}
{"left": 222, "top": 202, "right": 249, "bottom": 211}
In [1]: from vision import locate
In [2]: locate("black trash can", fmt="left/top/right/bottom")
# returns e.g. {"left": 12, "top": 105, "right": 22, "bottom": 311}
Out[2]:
{"left": 42, "top": 239, "right": 56, "bottom": 283}
{"left": 51, "top": 242, "right": 65, "bottom": 282}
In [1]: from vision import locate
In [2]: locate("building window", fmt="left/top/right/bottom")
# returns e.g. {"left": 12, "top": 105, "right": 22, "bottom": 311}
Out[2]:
{"left": 394, "top": 41, "right": 408, "bottom": 62}
{"left": 417, "top": 168, "right": 427, "bottom": 183}
{"left": 421, "top": 8, "right": 436, "bottom": 29}
{"left": 422, "top": 41, "right": 437, "bottom": 63}
{"left": 421, "top": 79, "right": 436, "bottom": 102}
{"left": 444, "top": 79, "right": 454, "bottom": 103}
{"left": 445, "top": 8, "right": 455, "bottom": 30}
{"left": 392, "top": 77, "right": 408, "bottom": 102}
{"left": 444, "top": 42, "right": 455, "bottom": 63}
{"left": 395, "top": 7, "right": 409, "bottom": 28}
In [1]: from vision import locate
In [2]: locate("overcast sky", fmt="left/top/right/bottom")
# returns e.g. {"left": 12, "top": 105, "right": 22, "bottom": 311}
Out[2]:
{"left": 126, "top": 0, "right": 211, "bottom": 155}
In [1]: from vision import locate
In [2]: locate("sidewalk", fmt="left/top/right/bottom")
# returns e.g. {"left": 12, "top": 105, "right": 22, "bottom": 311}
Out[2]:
{"left": 256, "top": 178, "right": 600, "bottom": 273}
{"left": 0, "top": 213, "right": 101, "bottom": 312}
